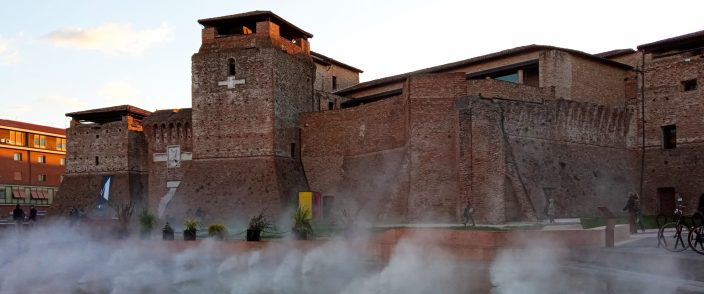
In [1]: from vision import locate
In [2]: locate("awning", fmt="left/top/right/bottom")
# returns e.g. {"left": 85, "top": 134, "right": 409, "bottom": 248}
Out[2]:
{"left": 12, "top": 187, "right": 25, "bottom": 199}
{"left": 40, "top": 190, "right": 49, "bottom": 199}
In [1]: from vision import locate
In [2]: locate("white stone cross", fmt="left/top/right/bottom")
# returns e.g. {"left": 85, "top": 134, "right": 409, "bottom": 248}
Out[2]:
{"left": 218, "top": 76, "right": 246, "bottom": 89}
{"left": 153, "top": 145, "right": 192, "bottom": 168}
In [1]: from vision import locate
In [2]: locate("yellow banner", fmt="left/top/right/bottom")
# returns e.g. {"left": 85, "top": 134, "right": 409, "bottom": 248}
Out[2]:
{"left": 298, "top": 191, "right": 312, "bottom": 218}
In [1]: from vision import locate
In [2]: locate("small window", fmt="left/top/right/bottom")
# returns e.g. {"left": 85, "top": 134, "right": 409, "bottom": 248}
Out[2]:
{"left": 60, "top": 158, "right": 66, "bottom": 166}
{"left": 38, "top": 155, "right": 45, "bottom": 164}
{"left": 13, "top": 153, "right": 22, "bottom": 161}
{"left": 95, "top": 156, "right": 100, "bottom": 165}
{"left": 332, "top": 76, "right": 338, "bottom": 90}
{"left": 290, "top": 143, "right": 296, "bottom": 158}
{"left": 683, "top": 79, "right": 697, "bottom": 92}
{"left": 328, "top": 101, "right": 335, "bottom": 110}
{"left": 38, "top": 175, "right": 46, "bottom": 182}
{"left": 228, "top": 58, "right": 236, "bottom": 76}
{"left": 662, "top": 125, "right": 677, "bottom": 149}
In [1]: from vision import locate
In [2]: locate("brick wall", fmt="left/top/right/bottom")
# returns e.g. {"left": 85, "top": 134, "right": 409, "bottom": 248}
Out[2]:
{"left": 301, "top": 83, "right": 410, "bottom": 223}
{"left": 640, "top": 49, "right": 704, "bottom": 214}
{"left": 406, "top": 73, "right": 466, "bottom": 222}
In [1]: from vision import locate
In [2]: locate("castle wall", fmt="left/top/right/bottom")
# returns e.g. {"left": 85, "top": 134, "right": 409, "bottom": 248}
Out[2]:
{"left": 58, "top": 117, "right": 148, "bottom": 213}
{"left": 144, "top": 109, "right": 193, "bottom": 212}
{"left": 458, "top": 92, "right": 638, "bottom": 222}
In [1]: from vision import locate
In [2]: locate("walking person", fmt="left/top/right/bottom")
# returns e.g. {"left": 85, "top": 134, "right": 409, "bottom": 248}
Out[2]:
{"left": 28, "top": 205, "right": 38, "bottom": 222}
{"left": 463, "top": 201, "right": 475, "bottom": 227}
{"left": 546, "top": 197, "right": 556, "bottom": 224}
{"left": 12, "top": 204, "right": 25, "bottom": 224}
{"left": 623, "top": 192, "right": 645, "bottom": 233}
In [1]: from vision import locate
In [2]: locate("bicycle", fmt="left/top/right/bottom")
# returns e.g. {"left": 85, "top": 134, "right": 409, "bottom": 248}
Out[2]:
{"left": 688, "top": 212, "right": 704, "bottom": 255}
{"left": 657, "top": 203, "right": 690, "bottom": 252}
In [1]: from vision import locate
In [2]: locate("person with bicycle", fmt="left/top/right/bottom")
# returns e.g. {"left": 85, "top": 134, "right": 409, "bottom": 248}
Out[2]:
{"left": 623, "top": 192, "right": 645, "bottom": 233}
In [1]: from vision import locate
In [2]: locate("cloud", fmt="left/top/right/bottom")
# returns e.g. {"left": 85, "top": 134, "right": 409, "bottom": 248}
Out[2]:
{"left": 0, "top": 37, "right": 20, "bottom": 65}
{"left": 99, "top": 81, "right": 141, "bottom": 105}
{"left": 37, "top": 95, "right": 87, "bottom": 110}
{"left": 45, "top": 23, "right": 174, "bottom": 55}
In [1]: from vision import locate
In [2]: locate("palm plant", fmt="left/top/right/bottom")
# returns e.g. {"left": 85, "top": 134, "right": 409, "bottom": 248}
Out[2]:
{"left": 292, "top": 207, "right": 314, "bottom": 240}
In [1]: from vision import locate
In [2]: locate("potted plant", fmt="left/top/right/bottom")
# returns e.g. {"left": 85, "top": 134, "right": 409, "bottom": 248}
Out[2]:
{"left": 183, "top": 218, "right": 198, "bottom": 241}
{"left": 162, "top": 222, "right": 174, "bottom": 240}
{"left": 207, "top": 223, "right": 228, "bottom": 240}
{"left": 247, "top": 211, "right": 271, "bottom": 241}
{"left": 138, "top": 210, "right": 156, "bottom": 240}
{"left": 292, "top": 207, "right": 314, "bottom": 240}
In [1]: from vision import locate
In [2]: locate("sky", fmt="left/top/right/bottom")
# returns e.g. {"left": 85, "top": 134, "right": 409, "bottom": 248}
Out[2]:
{"left": 0, "top": 0, "right": 702, "bottom": 128}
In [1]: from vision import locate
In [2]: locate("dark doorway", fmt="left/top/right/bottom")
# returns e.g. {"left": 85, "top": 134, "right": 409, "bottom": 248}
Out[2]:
{"left": 658, "top": 187, "right": 676, "bottom": 216}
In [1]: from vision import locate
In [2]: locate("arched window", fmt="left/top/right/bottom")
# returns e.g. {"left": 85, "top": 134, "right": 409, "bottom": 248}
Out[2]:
{"left": 228, "top": 58, "right": 236, "bottom": 76}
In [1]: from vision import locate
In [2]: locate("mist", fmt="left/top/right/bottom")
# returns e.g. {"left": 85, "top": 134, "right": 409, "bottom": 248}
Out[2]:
{"left": 0, "top": 222, "right": 692, "bottom": 294}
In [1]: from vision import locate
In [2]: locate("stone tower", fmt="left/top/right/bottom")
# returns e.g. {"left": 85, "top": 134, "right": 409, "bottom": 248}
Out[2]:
{"left": 165, "top": 11, "right": 315, "bottom": 222}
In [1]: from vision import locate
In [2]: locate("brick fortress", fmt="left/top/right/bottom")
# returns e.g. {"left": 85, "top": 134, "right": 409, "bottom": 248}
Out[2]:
{"left": 55, "top": 11, "right": 704, "bottom": 224}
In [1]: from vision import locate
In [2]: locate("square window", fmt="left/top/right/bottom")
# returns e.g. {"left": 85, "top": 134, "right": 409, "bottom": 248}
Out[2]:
{"left": 60, "top": 158, "right": 66, "bottom": 166}
{"left": 38, "top": 175, "right": 46, "bottom": 182}
{"left": 662, "top": 125, "right": 677, "bottom": 149}
{"left": 13, "top": 153, "right": 22, "bottom": 161}
{"left": 38, "top": 155, "right": 46, "bottom": 163}
{"left": 683, "top": 79, "right": 697, "bottom": 92}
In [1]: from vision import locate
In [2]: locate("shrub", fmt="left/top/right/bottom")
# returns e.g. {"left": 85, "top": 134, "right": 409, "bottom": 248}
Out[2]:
{"left": 138, "top": 210, "right": 156, "bottom": 232}
{"left": 183, "top": 218, "right": 199, "bottom": 231}
{"left": 208, "top": 224, "right": 228, "bottom": 240}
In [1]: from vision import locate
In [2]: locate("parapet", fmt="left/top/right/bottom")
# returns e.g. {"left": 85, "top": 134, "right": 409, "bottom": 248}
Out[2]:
{"left": 198, "top": 10, "right": 311, "bottom": 55}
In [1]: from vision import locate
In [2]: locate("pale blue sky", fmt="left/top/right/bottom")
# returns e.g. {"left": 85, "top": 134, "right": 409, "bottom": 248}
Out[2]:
{"left": 1, "top": 0, "right": 702, "bottom": 128}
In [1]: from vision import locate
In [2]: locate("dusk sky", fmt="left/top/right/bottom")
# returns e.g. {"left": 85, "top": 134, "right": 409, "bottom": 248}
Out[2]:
{"left": 1, "top": 0, "right": 702, "bottom": 128}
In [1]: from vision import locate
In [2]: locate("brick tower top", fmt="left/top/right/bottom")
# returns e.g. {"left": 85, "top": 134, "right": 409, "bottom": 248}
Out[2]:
{"left": 197, "top": 10, "right": 311, "bottom": 55}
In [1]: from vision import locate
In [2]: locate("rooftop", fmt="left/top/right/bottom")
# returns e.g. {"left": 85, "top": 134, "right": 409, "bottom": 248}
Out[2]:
{"left": 198, "top": 10, "right": 313, "bottom": 39}
{"left": 311, "top": 51, "right": 363, "bottom": 73}
{"left": 335, "top": 44, "right": 632, "bottom": 96}
{"left": 637, "top": 29, "right": 704, "bottom": 51}
{"left": 66, "top": 105, "right": 151, "bottom": 124}
{"left": 0, "top": 119, "right": 65, "bottom": 136}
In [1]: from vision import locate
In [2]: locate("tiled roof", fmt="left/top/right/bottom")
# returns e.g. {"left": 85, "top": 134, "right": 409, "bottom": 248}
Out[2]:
{"left": 638, "top": 30, "right": 704, "bottom": 51}
{"left": 311, "top": 51, "right": 363, "bottom": 73}
{"left": 595, "top": 49, "right": 636, "bottom": 59}
{"left": 0, "top": 119, "right": 65, "bottom": 135}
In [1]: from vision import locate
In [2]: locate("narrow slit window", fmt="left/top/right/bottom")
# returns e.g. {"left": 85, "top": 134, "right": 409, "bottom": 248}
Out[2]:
{"left": 95, "top": 156, "right": 100, "bottom": 165}
{"left": 228, "top": 59, "right": 236, "bottom": 76}
{"left": 662, "top": 125, "right": 677, "bottom": 149}
{"left": 332, "top": 76, "right": 338, "bottom": 90}
{"left": 290, "top": 143, "right": 296, "bottom": 158}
